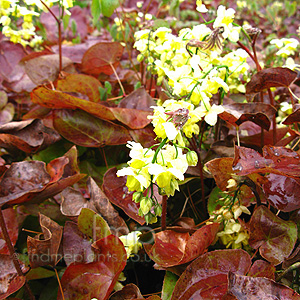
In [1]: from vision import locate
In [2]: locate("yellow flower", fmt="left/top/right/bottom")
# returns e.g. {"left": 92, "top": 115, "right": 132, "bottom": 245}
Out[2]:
{"left": 119, "top": 231, "right": 142, "bottom": 258}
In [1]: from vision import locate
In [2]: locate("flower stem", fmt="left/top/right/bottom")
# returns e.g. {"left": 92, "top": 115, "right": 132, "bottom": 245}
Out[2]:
{"left": 161, "top": 195, "right": 168, "bottom": 231}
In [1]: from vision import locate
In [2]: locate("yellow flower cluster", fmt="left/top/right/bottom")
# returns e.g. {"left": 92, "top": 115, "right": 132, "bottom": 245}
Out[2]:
{"left": 117, "top": 141, "right": 197, "bottom": 197}
{"left": 0, "top": 0, "right": 73, "bottom": 47}
{"left": 148, "top": 99, "right": 224, "bottom": 146}
{"left": 209, "top": 201, "right": 251, "bottom": 249}
{"left": 134, "top": 5, "right": 249, "bottom": 107}
{"left": 270, "top": 37, "right": 299, "bottom": 58}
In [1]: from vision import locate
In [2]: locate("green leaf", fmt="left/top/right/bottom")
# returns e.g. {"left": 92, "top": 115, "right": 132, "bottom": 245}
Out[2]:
{"left": 162, "top": 271, "right": 179, "bottom": 300}
{"left": 100, "top": 0, "right": 121, "bottom": 17}
{"left": 91, "top": 0, "right": 101, "bottom": 24}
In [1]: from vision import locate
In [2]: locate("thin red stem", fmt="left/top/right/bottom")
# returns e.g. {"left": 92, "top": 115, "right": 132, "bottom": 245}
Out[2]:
{"left": 0, "top": 208, "right": 35, "bottom": 300}
{"left": 161, "top": 195, "right": 167, "bottom": 231}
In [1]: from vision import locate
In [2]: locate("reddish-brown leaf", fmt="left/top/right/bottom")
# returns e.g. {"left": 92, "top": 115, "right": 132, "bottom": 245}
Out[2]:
{"left": 129, "top": 125, "right": 157, "bottom": 148}
{"left": 0, "top": 119, "right": 60, "bottom": 155}
{"left": 31, "top": 86, "right": 115, "bottom": 121}
{"left": 228, "top": 272, "right": 300, "bottom": 299}
{"left": 63, "top": 221, "right": 94, "bottom": 266}
{"left": 27, "top": 214, "right": 63, "bottom": 268}
{"left": 22, "top": 54, "right": 75, "bottom": 86}
{"left": 248, "top": 206, "right": 297, "bottom": 265}
{"left": 58, "top": 235, "right": 126, "bottom": 300}
{"left": 0, "top": 208, "right": 19, "bottom": 255}
{"left": 233, "top": 145, "right": 300, "bottom": 177}
{"left": 81, "top": 42, "right": 124, "bottom": 75}
{"left": 246, "top": 67, "right": 297, "bottom": 94}
{"left": 145, "top": 223, "right": 219, "bottom": 268}
{"left": 53, "top": 109, "right": 130, "bottom": 147}
{"left": 205, "top": 158, "right": 234, "bottom": 190}
{"left": 56, "top": 73, "right": 103, "bottom": 103}
{"left": 247, "top": 260, "right": 275, "bottom": 280}
{"left": 219, "top": 103, "right": 276, "bottom": 130}
{"left": 262, "top": 174, "right": 300, "bottom": 212}
{"left": 110, "top": 283, "right": 144, "bottom": 300}
{"left": 102, "top": 167, "right": 145, "bottom": 225}
{"left": 171, "top": 249, "right": 251, "bottom": 300}
{"left": 87, "top": 177, "right": 129, "bottom": 236}
{"left": 0, "top": 254, "right": 28, "bottom": 296}
{"left": 0, "top": 146, "right": 85, "bottom": 208}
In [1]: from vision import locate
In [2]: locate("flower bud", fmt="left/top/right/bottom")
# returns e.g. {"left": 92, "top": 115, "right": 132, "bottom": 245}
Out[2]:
{"left": 186, "top": 151, "right": 198, "bottom": 166}
{"left": 137, "top": 53, "right": 144, "bottom": 62}
{"left": 132, "top": 191, "right": 143, "bottom": 203}
{"left": 140, "top": 197, "right": 152, "bottom": 215}
{"left": 154, "top": 205, "right": 162, "bottom": 216}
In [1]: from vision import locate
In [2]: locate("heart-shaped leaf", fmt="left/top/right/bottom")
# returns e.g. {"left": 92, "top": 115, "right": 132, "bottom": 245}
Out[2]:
{"left": 171, "top": 249, "right": 251, "bottom": 300}
{"left": 81, "top": 42, "right": 124, "bottom": 75}
{"left": 246, "top": 67, "right": 297, "bottom": 94}
{"left": 248, "top": 205, "right": 297, "bottom": 265}
{"left": 145, "top": 223, "right": 219, "bottom": 268}
{"left": 247, "top": 260, "right": 275, "bottom": 279}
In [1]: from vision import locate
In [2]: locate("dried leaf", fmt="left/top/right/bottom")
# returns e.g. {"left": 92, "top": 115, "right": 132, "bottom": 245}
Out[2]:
{"left": 87, "top": 177, "right": 129, "bottom": 236}
{"left": 110, "top": 283, "right": 144, "bottom": 300}
{"left": 27, "top": 214, "right": 63, "bottom": 268}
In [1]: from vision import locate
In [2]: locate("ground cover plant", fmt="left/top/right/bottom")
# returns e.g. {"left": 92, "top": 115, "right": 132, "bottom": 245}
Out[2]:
{"left": 0, "top": 0, "right": 300, "bottom": 299}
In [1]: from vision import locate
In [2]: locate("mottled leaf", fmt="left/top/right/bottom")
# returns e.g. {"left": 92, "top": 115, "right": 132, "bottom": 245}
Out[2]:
{"left": 171, "top": 249, "right": 251, "bottom": 300}
{"left": 53, "top": 109, "right": 130, "bottom": 147}
{"left": 228, "top": 272, "right": 300, "bottom": 299}
{"left": 56, "top": 73, "right": 103, "bottom": 102}
{"left": 249, "top": 205, "right": 297, "bottom": 265}
{"left": 247, "top": 260, "right": 275, "bottom": 280}
{"left": 77, "top": 208, "right": 111, "bottom": 241}
{"left": 63, "top": 221, "right": 94, "bottom": 266}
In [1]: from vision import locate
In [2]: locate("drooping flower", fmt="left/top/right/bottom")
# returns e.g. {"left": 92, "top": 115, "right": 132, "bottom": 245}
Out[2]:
{"left": 119, "top": 231, "right": 142, "bottom": 258}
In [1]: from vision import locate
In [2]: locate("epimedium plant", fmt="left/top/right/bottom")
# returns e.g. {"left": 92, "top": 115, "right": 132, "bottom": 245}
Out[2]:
{"left": 0, "top": 0, "right": 300, "bottom": 300}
